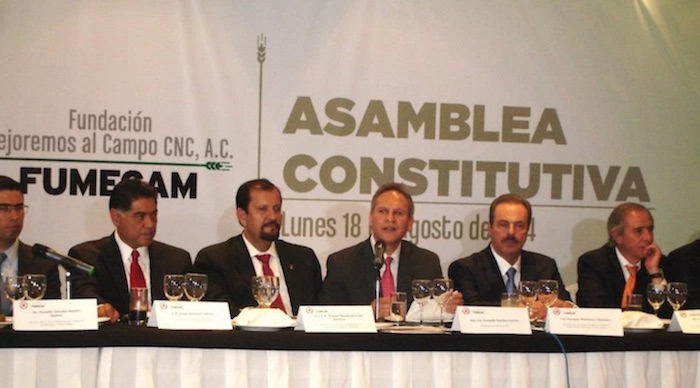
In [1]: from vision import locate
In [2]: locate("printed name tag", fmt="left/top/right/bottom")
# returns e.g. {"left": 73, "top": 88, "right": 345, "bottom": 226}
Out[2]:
{"left": 668, "top": 310, "right": 700, "bottom": 334}
{"left": 451, "top": 306, "right": 532, "bottom": 334}
{"left": 295, "top": 305, "right": 377, "bottom": 333}
{"left": 545, "top": 307, "right": 623, "bottom": 336}
{"left": 148, "top": 300, "right": 232, "bottom": 330}
{"left": 13, "top": 299, "right": 98, "bottom": 331}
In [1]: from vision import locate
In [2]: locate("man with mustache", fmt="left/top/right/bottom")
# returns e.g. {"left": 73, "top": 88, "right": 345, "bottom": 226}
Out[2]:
{"left": 576, "top": 202, "right": 670, "bottom": 316}
{"left": 448, "top": 194, "right": 571, "bottom": 308}
{"left": 194, "top": 178, "right": 321, "bottom": 316}
{"left": 70, "top": 178, "right": 193, "bottom": 322}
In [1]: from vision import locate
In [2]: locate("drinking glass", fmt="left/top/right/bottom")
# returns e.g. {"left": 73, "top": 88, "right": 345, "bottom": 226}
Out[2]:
{"left": 431, "top": 278, "right": 453, "bottom": 327}
{"left": 163, "top": 274, "right": 185, "bottom": 301}
{"left": 519, "top": 281, "right": 539, "bottom": 321}
{"left": 667, "top": 282, "right": 688, "bottom": 311}
{"left": 538, "top": 279, "right": 559, "bottom": 308}
{"left": 646, "top": 283, "right": 666, "bottom": 316}
{"left": 389, "top": 291, "right": 407, "bottom": 325}
{"left": 251, "top": 276, "right": 280, "bottom": 308}
{"left": 24, "top": 274, "right": 47, "bottom": 300}
{"left": 4, "top": 275, "right": 26, "bottom": 302}
{"left": 411, "top": 279, "right": 432, "bottom": 326}
{"left": 183, "top": 273, "right": 207, "bottom": 302}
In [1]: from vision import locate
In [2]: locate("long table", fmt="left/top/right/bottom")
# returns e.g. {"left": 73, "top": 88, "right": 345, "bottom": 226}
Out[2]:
{"left": 2, "top": 324, "right": 700, "bottom": 387}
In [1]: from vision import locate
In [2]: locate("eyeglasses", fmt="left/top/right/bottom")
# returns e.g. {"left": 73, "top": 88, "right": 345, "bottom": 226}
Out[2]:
{"left": 0, "top": 204, "right": 29, "bottom": 214}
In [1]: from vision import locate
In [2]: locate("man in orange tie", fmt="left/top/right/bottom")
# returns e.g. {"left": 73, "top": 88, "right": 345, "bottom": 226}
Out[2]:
{"left": 70, "top": 178, "right": 193, "bottom": 322}
{"left": 576, "top": 202, "right": 670, "bottom": 316}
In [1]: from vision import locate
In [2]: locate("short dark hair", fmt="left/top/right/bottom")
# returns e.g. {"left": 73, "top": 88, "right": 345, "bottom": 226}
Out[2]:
{"left": 109, "top": 178, "right": 158, "bottom": 211}
{"left": 0, "top": 176, "right": 22, "bottom": 192}
{"left": 371, "top": 182, "right": 414, "bottom": 217}
{"left": 489, "top": 193, "right": 532, "bottom": 226}
{"left": 236, "top": 178, "right": 281, "bottom": 212}
{"left": 607, "top": 202, "right": 653, "bottom": 243}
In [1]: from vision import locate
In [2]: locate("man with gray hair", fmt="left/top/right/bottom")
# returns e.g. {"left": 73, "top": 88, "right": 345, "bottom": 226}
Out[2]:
{"left": 576, "top": 202, "right": 669, "bottom": 315}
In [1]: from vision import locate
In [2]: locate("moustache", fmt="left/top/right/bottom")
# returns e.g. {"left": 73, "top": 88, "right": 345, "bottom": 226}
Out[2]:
{"left": 263, "top": 221, "right": 280, "bottom": 229}
{"left": 503, "top": 235, "right": 518, "bottom": 243}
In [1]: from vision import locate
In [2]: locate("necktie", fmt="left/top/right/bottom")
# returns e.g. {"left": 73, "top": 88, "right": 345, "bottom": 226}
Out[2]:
{"left": 505, "top": 267, "right": 517, "bottom": 294}
{"left": 381, "top": 256, "right": 395, "bottom": 297}
{"left": 256, "top": 254, "right": 286, "bottom": 312}
{"left": 130, "top": 250, "right": 147, "bottom": 289}
{"left": 0, "top": 253, "right": 10, "bottom": 315}
{"left": 621, "top": 265, "right": 638, "bottom": 309}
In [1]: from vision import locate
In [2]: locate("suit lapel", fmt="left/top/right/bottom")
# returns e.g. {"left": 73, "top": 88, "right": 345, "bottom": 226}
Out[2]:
{"left": 106, "top": 236, "right": 130, "bottom": 306}
{"left": 482, "top": 248, "right": 507, "bottom": 294}
{"left": 232, "top": 236, "right": 256, "bottom": 289}
{"left": 608, "top": 247, "right": 627, "bottom": 297}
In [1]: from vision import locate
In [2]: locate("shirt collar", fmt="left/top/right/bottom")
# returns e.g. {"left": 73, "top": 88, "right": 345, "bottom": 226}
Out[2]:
{"left": 242, "top": 234, "right": 278, "bottom": 259}
{"left": 490, "top": 244, "right": 521, "bottom": 277}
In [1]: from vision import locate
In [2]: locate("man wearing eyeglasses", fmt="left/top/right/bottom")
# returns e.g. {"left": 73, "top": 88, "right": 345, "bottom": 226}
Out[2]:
{"left": 0, "top": 176, "right": 61, "bottom": 315}
{"left": 448, "top": 194, "right": 571, "bottom": 312}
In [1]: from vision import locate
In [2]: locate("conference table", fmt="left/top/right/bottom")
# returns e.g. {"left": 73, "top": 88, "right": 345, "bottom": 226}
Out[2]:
{"left": 2, "top": 323, "right": 700, "bottom": 388}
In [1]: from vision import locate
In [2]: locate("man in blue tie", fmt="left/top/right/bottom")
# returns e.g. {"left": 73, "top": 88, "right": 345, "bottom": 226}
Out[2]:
{"left": 0, "top": 176, "right": 61, "bottom": 316}
{"left": 448, "top": 194, "right": 571, "bottom": 311}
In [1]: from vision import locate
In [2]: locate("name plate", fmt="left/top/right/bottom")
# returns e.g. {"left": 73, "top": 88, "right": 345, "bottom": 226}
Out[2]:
{"left": 545, "top": 307, "right": 623, "bottom": 336}
{"left": 668, "top": 310, "right": 700, "bottom": 333}
{"left": 13, "top": 299, "right": 98, "bottom": 331}
{"left": 451, "top": 306, "right": 532, "bottom": 334}
{"left": 148, "top": 300, "right": 232, "bottom": 330}
{"left": 295, "top": 305, "right": 377, "bottom": 333}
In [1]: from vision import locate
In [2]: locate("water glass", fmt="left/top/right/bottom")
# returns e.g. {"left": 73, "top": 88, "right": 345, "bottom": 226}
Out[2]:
{"left": 184, "top": 273, "right": 208, "bottom": 302}
{"left": 667, "top": 282, "right": 688, "bottom": 311}
{"left": 646, "top": 283, "right": 666, "bottom": 316}
{"left": 538, "top": 279, "right": 559, "bottom": 308}
{"left": 24, "top": 274, "right": 47, "bottom": 300}
{"left": 129, "top": 287, "right": 149, "bottom": 326}
{"left": 163, "top": 274, "right": 185, "bottom": 301}
{"left": 411, "top": 279, "right": 432, "bottom": 326}
{"left": 4, "top": 275, "right": 26, "bottom": 302}
{"left": 389, "top": 291, "right": 407, "bottom": 324}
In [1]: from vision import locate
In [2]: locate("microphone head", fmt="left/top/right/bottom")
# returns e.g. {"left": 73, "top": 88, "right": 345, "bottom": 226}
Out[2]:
{"left": 32, "top": 243, "right": 49, "bottom": 256}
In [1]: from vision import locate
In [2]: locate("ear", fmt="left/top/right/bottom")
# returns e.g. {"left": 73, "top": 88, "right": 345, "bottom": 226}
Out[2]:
{"left": 611, "top": 228, "right": 623, "bottom": 245}
{"left": 236, "top": 207, "right": 248, "bottom": 228}
{"left": 109, "top": 208, "right": 122, "bottom": 228}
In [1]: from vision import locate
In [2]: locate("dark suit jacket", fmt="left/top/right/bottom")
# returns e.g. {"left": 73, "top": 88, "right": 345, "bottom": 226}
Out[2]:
{"left": 17, "top": 241, "right": 62, "bottom": 299}
{"left": 193, "top": 235, "right": 322, "bottom": 316}
{"left": 68, "top": 234, "right": 193, "bottom": 316}
{"left": 448, "top": 245, "right": 571, "bottom": 306}
{"left": 666, "top": 239, "right": 700, "bottom": 309}
{"left": 576, "top": 244, "right": 672, "bottom": 317}
{"left": 319, "top": 238, "right": 443, "bottom": 307}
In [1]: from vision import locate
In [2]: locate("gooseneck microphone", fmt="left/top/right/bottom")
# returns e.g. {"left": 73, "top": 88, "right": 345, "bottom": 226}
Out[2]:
{"left": 32, "top": 243, "right": 95, "bottom": 276}
{"left": 373, "top": 240, "right": 385, "bottom": 271}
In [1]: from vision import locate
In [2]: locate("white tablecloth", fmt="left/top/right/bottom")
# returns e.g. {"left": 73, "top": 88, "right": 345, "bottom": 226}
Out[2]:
{"left": 2, "top": 347, "right": 697, "bottom": 388}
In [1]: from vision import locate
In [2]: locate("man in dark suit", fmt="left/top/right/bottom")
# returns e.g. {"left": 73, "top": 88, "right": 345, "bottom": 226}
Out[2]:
{"left": 70, "top": 178, "right": 193, "bottom": 321}
{"left": 576, "top": 202, "right": 669, "bottom": 316}
{"left": 667, "top": 240, "right": 700, "bottom": 309}
{"left": 0, "top": 176, "right": 61, "bottom": 315}
{"left": 449, "top": 194, "right": 571, "bottom": 311}
{"left": 194, "top": 179, "right": 321, "bottom": 316}
{"left": 320, "top": 183, "right": 463, "bottom": 316}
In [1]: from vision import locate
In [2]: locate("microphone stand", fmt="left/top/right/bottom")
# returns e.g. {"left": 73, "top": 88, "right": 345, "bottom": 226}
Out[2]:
{"left": 65, "top": 270, "right": 72, "bottom": 300}
{"left": 374, "top": 266, "right": 381, "bottom": 320}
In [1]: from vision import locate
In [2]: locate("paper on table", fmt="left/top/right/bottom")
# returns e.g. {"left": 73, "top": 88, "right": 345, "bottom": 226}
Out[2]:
{"left": 233, "top": 307, "right": 295, "bottom": 328}
{"left": 621, "top": 311, "right": 664, "bottom": 329}
{"left": 406, "top": 299, "right": 454, "bottom": 323}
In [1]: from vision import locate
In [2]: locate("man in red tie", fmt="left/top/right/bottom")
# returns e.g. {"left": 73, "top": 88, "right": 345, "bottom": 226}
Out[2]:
{"left": 69, "top": 178, "right": 193, "bottom": 322}
{"left": 194, "top": 179, "right": 322, "bottom": 316}
{"left": 320, "top": 182, "right": 463, "bottom": 318}
{"left": 576, "top": 202, "right": 670, "bottom": 316}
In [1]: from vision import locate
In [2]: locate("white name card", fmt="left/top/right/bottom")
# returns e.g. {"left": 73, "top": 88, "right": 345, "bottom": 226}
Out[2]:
{"left": 451, "top": 306, "right": 532, "bottom": 334}
{"left": 13, "top": 299, "right": 98, "bottom": 331}
{"left": 148, "top": 300, "right": 232, "bottom": 330}
{"left": 295, "top": 305, "right": 377, "bottom": 333}
{"left": 545, "top": 307, "right": 623, "bottom": 336}
{"left": 668, "top": 310, "right": 700, "bottom": 333}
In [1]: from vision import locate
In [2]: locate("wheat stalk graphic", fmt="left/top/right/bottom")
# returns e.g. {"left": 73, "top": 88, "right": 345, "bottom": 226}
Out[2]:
{"left": 256, "top": 34, "right": 266, "bottom": 178}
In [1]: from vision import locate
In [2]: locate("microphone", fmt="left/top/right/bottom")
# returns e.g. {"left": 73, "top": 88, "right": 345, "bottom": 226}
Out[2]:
{"left": 32, "top": 243, "right": 95, "bottom": 276}
{"left": 373, "top": 240, "right": 385, "bottom": 271}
